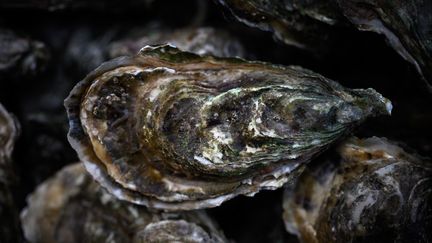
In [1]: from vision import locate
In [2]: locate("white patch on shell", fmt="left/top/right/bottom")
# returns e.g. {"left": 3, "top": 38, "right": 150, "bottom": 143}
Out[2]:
{"left": 194, "top": 156, "right": 213, "bottom": 166}
{"left": 210, "top": 126, "right": 233, "bottom": 145}
{"left": 243, "top": 145, "right": 262, "bottom": 154}
{"left": 162, "top": 178, "right": 205, "bottom": 194}
{"left": 200, "top": 126, "right": 233, "bottom": 164}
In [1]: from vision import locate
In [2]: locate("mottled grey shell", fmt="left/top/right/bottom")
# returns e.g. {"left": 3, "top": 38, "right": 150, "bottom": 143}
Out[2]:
{"left": 0, "top": 28, "right": 49, "bottom": 78}
{"left": 0, "top": 103, "right": 22, "bottom": 243}
{"left": 218, "top": 0, "right": 432, "bottom": 90}
{"left": 20, "top": 163, "right": 228, "bottom": 243}
{"left": 283, "top": 137, "right": 432, "bottom": 243}
{"left": 65, "top": 44, "right": 391, "bottom": 210}
{"left": 108, "top": 27, "right": 246, "bottom": 59}
{"left": 66, "top": 27, "right": 245, "bottom": 76}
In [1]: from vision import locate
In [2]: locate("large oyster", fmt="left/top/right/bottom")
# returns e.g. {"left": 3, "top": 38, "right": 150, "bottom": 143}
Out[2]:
{"left": 65, "top": 44, "right": 391, "bottom": 210}
{"left": 283, "top": 137, "right": 432, "bottom": 243}
{"left": 217, "top": 0, "right": 432, "bottom": 90}
{"left": 0, "top": 103, "right": 23, "bottom": 242}
{"left": 21, "top": 163, "right": 228, "bottom": 243}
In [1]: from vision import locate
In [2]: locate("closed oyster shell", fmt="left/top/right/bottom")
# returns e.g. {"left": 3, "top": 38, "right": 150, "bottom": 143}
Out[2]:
{"left": 108, "top": 27, "right": 246, "bottom": 59}
{"left": 217, "top": 0, "right": 432, "bottom": 90}
{"left": 65, "top": 44, "right": 391, "bottom": 210}
{"left": 0, "top": 103, "right": 23, "bottom": 243}
{"left": 21, "top": 163, "right": 228, "bottom": 243}
{"left": 216, "top": 0, "right": 344, "bottom": 50}
{"left": 283, "top": 137, "right": 432, "bottom": 243}
{"left": 0, "top": 28, "right": 49, "bottom": 79}
{"left": 66, "top": 26, "right": 245, "bottom": 78}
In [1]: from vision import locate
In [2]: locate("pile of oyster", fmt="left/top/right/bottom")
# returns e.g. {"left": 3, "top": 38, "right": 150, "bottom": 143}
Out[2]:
{"left": 0, "top": 0, "right": 431, "bottom": 242}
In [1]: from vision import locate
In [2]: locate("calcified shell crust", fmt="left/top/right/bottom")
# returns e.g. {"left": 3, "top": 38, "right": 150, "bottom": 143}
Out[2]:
{"left": 283, "top": 137, "right": 432, "bottom": 243}
{"left": 65, "top": 45, "right": 391, "bottom": 210}
{"left": 0, "top": 103, "right": 22, "bottom": 243}
{"left": 20, "top": 163, "right": 228, "bottom": 243}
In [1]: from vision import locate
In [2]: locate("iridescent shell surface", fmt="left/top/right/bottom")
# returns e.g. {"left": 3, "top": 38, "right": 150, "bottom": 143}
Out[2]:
{"left": 21, "top": 163, "right": 228, "bottom": 243}
{"left": 65, "top": 44, "right": 391, "bottom": 210}
{"left": 283, "top": 137, "right": 432, "bottom": 243}
{"left": 0, "top": 103, "right": 22, "bottom": 243}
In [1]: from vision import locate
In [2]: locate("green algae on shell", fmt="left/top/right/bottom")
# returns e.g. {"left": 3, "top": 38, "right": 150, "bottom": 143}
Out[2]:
{"left": 21, "top": 163, "right": 228, "bottom": 243}
{"left": 65, "top": 44, "right": 391, "bottom": 210}
{"left": 283, "top": 137, "right": 432, "bottom": 243}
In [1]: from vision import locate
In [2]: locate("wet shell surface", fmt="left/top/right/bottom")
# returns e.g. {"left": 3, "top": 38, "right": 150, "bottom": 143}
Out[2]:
{"left": 0, "top": 103, "right": 22, "bottom": 243}
{"left": 218, "top": 0, "right": 432, "bottom": 90}
{"left": 283, "top": 137, "right": 432, "bottom": 243}
{"left": 21, "top": 163, "right": 228, "bottom": 243}
{"left": 65, "top": 44, "right": 392, "bottom": 210}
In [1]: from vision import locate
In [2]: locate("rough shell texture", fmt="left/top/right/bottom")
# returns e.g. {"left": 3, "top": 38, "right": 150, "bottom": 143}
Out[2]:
{"left": 216, "top": 0, "right": 344, "bottom": 50}
{"left": 0, "top": 103, "right": 23, "bottom": 243}
{"left": 283, "top": 137, "right": 432, "bottom": 243}
{"left": 66, "top": 26, "right": 246, "bottom": 77}
{"left": 218, "top": 0, "right": 432, "bottom": 90}
{"left": 0, "top": 28, "right": 50, "bottom": 79}
{"left": 65, "top": 44, "right": 391, "bottom": 210}
{"left": 108, "top": 27, "right": 246, "bottom": 59}
{"left": 21, "top": 163, "right": 228, "bottom": 243}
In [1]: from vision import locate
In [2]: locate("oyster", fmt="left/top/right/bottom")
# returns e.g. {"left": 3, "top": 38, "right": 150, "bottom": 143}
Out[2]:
{"left": 217, "top": 0, "right": 432, "bottom": 90}
{"left": 0, "top": 28, "right": 49, "bottom": 79}
{"left": 283, "top": 137, "right": 432, "bottom": 243}
{"left": 66, "top": 26, "right": 245, "bottom": 77}
{"left": 21, "top": 163, "right": 228, "bottom": 243}
{"left": 108, "top": 27, "right": 245, "bottom": 59}
{"left": 216, "top": 0, "right": 344, "bottom": 50}
{"left": 65, "top": 44, "right": 391, "bottom": 210}
{"left": 0, "top": 103, "right": 23, "bottom": 243}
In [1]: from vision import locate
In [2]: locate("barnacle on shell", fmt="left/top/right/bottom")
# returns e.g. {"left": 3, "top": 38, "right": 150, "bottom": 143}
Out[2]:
{"left": 21, "top": 163, "right": 228, "bottom": 243}
{"left": 283, "top": 137, "right": 432, "bottom": 243}
{"left": 65, "top": 44, "right": 391, "bottom": 210}
{"left": 0, "top": 103, "right": 23, "bottom": 243}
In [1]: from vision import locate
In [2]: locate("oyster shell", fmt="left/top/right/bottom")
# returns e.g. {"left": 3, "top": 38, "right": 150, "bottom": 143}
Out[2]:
{"left": 65, "top": 44, "right": 391, "bottom": 210}
{"left": 108, "top": 27, "right": 246, "bottom": 59}
{"left": 66, "top": 26, "right": 246, "bottom": 77}
{"left": 0, "top": 103, "right": 23, "bottom": 243}
{"left": 217, "top": 0, "right": 432, "bottom": 90}
{"left": 283, "top": 137, "right": 432, "bottom": 243}
{"left": 0, "top": 28, "right": 49, "bottom": 79}
{"left": 21, "top": 163, "right": 228, "bottom": 243}
{"left": 216, "top": 0, "right": 344, "bottom": 50}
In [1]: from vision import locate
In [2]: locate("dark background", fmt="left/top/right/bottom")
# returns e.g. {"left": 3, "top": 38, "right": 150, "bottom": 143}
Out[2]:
{"left": 0, "top": 1, "right": 430, "bottom": 242}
